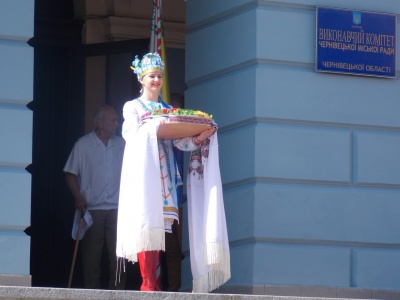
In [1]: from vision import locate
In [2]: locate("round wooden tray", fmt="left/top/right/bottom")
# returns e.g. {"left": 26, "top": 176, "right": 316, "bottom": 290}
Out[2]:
{"left": 142, "top": 115, "right": 216, "bottom": 140}
{"left": 157, "top": 122, "right": 212, "bottom": 139}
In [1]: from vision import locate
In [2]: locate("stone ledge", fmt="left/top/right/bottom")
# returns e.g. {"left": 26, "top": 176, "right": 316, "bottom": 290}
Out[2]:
{"left": 1, "top": 286, "right": 400, "bottom": 300}
{"left": 0, "top": 275, "right": 31, "bottom": 287}
{"left": 215, "top": 285, "right": 400, "bottom": 300}
{"left": 0, "top": 286, "right": 344, "bottom": 300}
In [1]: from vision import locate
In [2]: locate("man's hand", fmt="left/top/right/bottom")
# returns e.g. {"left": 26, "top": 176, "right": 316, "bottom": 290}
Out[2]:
{"left": 74, "top": 195, "right": 87, "bottom": 213}
{"left": 65, "top": 172, "right": 87, "bottom": 213}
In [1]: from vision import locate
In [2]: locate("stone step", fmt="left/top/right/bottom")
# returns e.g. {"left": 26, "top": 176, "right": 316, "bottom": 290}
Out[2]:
{"left": 1, "top": 286, "right": 400, "bottom": 300}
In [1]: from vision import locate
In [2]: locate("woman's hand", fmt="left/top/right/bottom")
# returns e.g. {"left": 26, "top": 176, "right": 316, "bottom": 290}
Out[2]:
{"left": 194, "top": 127, "right": 217, "bottom": 146}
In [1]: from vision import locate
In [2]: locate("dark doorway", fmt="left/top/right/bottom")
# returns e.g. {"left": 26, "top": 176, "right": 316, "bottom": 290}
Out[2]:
{"left": 29, "top": 0, "right": 149, "bottom": 289}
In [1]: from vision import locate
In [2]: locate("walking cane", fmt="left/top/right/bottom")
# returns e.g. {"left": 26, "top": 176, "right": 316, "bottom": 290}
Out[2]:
{"left": 68, "top": 210, "right": 84, "bottom": 288}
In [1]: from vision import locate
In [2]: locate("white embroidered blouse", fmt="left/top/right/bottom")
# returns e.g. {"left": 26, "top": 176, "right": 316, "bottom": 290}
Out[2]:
{"left": 121, "top": 98, "right": 197, "bottom": 231}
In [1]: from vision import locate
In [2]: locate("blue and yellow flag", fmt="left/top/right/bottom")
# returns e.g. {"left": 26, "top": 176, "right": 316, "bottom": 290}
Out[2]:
{"left": 150, "top": 0, "right": 170, "bottom": 103}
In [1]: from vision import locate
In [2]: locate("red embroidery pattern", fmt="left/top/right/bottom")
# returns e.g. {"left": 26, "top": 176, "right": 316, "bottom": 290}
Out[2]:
{"left": 189, "top": 139, "right": 210, "bottom": 179}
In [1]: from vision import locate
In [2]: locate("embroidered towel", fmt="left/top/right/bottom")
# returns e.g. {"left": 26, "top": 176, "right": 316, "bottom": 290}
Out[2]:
{"left": 116, "top": 121, "right": 165, "bottom": 262}
{"left": 187, "top": 133, "right": 231, "bottom": 293}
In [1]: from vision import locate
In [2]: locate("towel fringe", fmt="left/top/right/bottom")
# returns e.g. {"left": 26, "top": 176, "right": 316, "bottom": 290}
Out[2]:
{"left": 117, "top": 227, "right": 165, "bottom": 263}
{"left": 206, "top": 242, "right": 224, "bottom": 265}
{"left": 192, "top": 247, "right": 231, "bottom": 293}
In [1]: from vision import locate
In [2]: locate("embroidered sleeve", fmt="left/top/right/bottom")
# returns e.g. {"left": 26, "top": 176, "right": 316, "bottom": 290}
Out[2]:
{"left": 122, "top": 101, "right": 140, "bottom": 140}
{"left": 173, "top": 137, "right": 198, "bottom": 151}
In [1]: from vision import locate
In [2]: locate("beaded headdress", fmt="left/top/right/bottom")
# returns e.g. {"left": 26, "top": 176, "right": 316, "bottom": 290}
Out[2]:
{"left": 130, "top": 52, "right": 164, "bottom": 81}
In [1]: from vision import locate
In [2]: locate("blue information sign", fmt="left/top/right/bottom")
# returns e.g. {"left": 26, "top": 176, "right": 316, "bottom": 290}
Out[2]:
{"left": 316, "top": 7, "right": 396, "bottom": 78}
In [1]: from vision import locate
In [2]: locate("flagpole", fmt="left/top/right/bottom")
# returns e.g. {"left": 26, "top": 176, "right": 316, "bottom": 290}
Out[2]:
{"left": 150, "top": 0, "right": 170, "bottom": 103}
{"left": 161, "top": 35, "right": 170, "bottom": 103}
{"left": 149, "top": 0, "right": 158, "bottom": 53}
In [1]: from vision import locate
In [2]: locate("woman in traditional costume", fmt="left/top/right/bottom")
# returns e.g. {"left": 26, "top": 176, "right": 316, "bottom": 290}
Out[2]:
{"left": 116, "top": 52, "right": 216, "bottom": 291}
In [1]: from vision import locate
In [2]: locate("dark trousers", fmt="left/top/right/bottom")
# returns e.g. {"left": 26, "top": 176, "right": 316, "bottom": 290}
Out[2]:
{"left": 162, "top": 208, "right": 183, "bottom": 291}
{"left": 81, "top": 209, "right": 126, "bottom": 289}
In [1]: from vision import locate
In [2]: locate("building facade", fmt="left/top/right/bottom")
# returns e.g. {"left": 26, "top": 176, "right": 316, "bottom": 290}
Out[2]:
{"left": 182, "top": 0, "right": 400, "bottom": 294}
{"left": 1, "top": 0, "right": 400, "bottom": 296}
{"left": 0, "top": 0, "right": 33, "bottom": 287}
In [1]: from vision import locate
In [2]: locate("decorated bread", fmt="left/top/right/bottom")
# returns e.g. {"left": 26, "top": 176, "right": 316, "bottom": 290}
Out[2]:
{"left": 141, "top": 108, "right": 216, "bottom": 140}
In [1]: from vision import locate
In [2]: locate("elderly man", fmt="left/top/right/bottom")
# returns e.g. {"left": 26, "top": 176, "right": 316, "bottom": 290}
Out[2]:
{"left": 64, "top": 105, "right": 126, "bottom": 289}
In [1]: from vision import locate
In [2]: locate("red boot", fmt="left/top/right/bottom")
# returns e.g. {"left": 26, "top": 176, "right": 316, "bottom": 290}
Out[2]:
{"left": 137, "top": 251, "right": 161, "bottom": 291}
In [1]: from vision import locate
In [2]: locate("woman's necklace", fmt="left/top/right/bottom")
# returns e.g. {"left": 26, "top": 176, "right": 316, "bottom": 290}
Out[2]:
{"left": 137, "top": 98, "right": 161, "bottom": 112}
